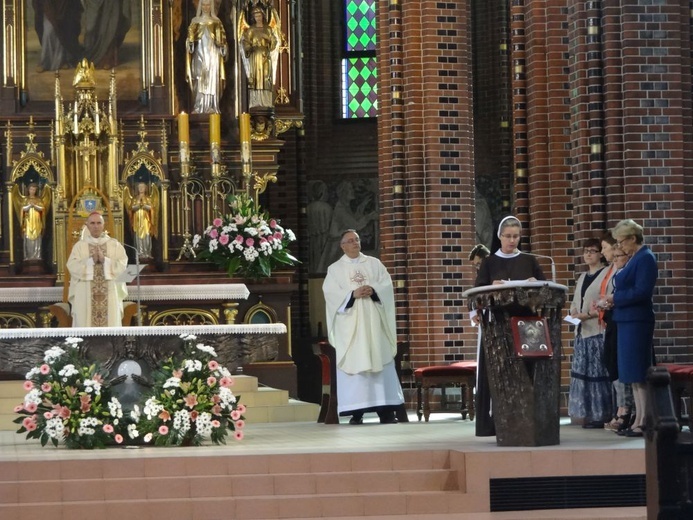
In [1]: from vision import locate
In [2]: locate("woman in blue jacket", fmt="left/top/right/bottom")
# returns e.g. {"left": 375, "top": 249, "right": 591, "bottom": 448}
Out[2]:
{"left": 601, "top": 219, "right": 658, "bottom": 437}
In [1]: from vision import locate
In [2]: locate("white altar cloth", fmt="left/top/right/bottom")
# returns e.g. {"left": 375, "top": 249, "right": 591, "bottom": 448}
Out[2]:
{"left": 0, "top": 284, "right": 250, "bottom": 303}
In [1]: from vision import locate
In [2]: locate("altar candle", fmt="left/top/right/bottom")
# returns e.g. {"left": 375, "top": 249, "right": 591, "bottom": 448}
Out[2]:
{"left": 94, "top": 107, "right": 100, "bottom": 135}
{"left": 239, "top": 112, "right": 251, "bottom": 144}
{"left": 209, "top": 113, "right": 221, "bottom": 144}
{"left": 178, "top": 112, "right": 189, "bottom": 143}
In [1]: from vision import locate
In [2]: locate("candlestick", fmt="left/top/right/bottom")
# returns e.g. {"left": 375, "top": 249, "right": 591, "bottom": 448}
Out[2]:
{"left": 178, "top": 112, "right": 189, "bottom": 143}
{"left": 239, "top": 113, "right": 251, "bottom": 143}
{"left": 209, "top": 113, "right": 221, "bottom": 144}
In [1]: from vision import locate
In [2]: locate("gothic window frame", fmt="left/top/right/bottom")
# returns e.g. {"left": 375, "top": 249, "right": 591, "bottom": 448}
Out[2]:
{"left": 340, "top": 0, "right": 377, "bottom": 119}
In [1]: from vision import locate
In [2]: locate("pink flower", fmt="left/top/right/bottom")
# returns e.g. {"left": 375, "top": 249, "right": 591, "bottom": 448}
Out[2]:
{"left": 24, "top": 402, "right": 37, "bottom": 413}
{"left": 273, "top": 232, "right": 283, "bottom": 241}
{"left": 43, "top": 411, "right": 53, "bottom": 419}
{"left": 13, "top": 404, "right": 23, "bottom": 413}
{"left": 230, "top": 410, "right": 241, "bottom": 421}
{"left": 245, "top": 237, "right": 254, "bottom": 247}
{"left": 158, "top": 425, "right": 169, "bottom": 435}
{"left": 93, "top": 374, "right": 103, "bottom": 383}
{"left": 115, "top": 434, "right": 124, "bottom": 444}
{"left": 173, "top": 369, "right": 183, "bottom": 379}
{"left": 207, "top": 376, "right": 217, "bottom": 386}
{"left": 234, "top": 235, "right": 244, "bottom": 243}
{"left": 39, "top": 364, "right": 51, "bottom": 375}
{"left": 235, "top": 420, "right": 245, "bottom": 430}
{"left": 209, "top": 228, "right": 218, "bottom": 239}
{"left": 159, "top": 410, "right": 171, "bottom": 422}
{"left": 212, "top": 405, "right": 222, "bottom": 415}
{"left": 190, "top": 410, "right": 199, "bottom": 421}
{"left": 22, "top": 380, "right": 33, "bottom": 391}
{"left": 26, "top": 422, "right": 37, "bottom": 432}
{"left": 22, "top": 417, "right": 35, "bottom": 429}
{"left": 219, "top": 234, "right": 229, "bottom": 245}
{"left": 184, "top": 394, "right": 198, "bottom": 409}
{"left": 208, "top": 360, "right": 219, "bottom": 371}
{"left": 234, "top": 430, "right": 244, "bottom": 441}
{"left": 237, "top": 404, "right": 247, "bottom": 414}
{"left": 102, "top": 424, "right": 113, "bottom": 433}
{"left": 211, "top": 420, "right": 220, "bottom": 428}
{"left": 54, "top": 405, "right": 71, "bottom": 419}
{"left": 269, "top": 219, "right": 277, "bottom": 228}
{"left": 80, "top": 394, "right": 92, "bottom": 413}
{"left": 219, "top": 377, "right": 234, "bottom": 388}
{"left": 213, "top": 217, "right": 223, "bottom": 227}
{"left": 41, "top": 383, "right": 52, "bottom": 393}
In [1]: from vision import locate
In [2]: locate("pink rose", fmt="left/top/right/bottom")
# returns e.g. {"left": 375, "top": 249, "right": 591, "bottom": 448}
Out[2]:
{"left": 234, "top": 430, "right": 244, "bottom": 441}
{"left": 102, "top": 424, "right": 114, "bottom": 433}
{"left": 235, "top": 420, "right": 245, "bottom": 429}
{"left": 209, "top": 229, "right": 218, "bottom": 239}
{"left": 245, "top": 237, "right": 254, "bottom": 247}
{"left": 207, "top": 376, "right": 217, "bottom": 386}
{"left": 259, "top": 237, "right": 268, "bottom": 245}
{"left": 269, "top": 219, "right": 277, "bottom": 228}
{"left": 213, "top": 217, "right": 223, "bottom": 227}
{"left": 273, "top": 232, "right": 283, "bottom": 241}
{"left": 22, "top": 380, "right": 33, "bottom": 391}
{"left": 234, "top": 235, "right": 244, "bottom": 243}
{"left": 41, "top": 383, "right": 52, "bottom": 393}
{"left": 24, "top": 402, "right": 37, "bottom": 413}
{"left": 115, "top": 434, "right": 124, "bottom": 444}
{"left": 40, "top": 364, "right": 51, "bottom": 375}
{"left": 158, "top": 425, "right": 169, "bottom": 435}
{"left": 230, "top": 410, "right": 241, "bottom": 421}
{"left": 219, "top": 234, "right": 229, "bottom": 245}
{"left": 208, "top": 360, "right": 219, "bottom": 370}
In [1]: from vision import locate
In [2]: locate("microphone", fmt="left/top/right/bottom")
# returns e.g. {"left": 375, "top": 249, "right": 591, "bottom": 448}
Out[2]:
{"left": 521, "top": 251, "right": 556, "bottom": 283}
{"left": 120, "top": 242, "right": 143, "bottom": 326}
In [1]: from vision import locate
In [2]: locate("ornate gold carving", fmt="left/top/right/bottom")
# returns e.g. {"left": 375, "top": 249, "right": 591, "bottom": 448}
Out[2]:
{"left": 274, "top": 117, "right": 304, "bottom": 136}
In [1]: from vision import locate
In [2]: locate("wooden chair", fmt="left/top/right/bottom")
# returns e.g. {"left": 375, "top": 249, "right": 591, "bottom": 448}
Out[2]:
{"left": 415, "top": 361, "right": 477, "bottom": 422}
{"left": 661, "top": 363, "right": 693, "bottom": 429}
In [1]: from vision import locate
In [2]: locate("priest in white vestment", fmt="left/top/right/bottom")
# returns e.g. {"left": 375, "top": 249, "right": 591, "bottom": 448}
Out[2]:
{"left": 322, "top": 229, "right": 404, "bottom": 424}
{"left": 67, "top": 212, "right": 128, "bottom": 327}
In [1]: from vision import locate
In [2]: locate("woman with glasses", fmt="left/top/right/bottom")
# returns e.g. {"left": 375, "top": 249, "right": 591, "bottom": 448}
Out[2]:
{"left": 568, "top": 238, "right": 611, "bottom": 428}
{"left": 599, "top": 219, "right": 658, "bottom": 437}
{"left": 472, "top": 216, "right": 546, "bottom": 436}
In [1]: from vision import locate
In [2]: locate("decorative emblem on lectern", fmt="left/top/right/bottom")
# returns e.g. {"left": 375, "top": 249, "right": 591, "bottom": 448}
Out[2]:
{"left": 509, "top": 316, "right": 553, "bottom": 358}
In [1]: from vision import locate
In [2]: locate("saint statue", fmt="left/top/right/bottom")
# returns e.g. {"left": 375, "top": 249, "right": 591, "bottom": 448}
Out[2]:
{"left": 238, "top": 3, "right": 281, "bottom": 109}
{"left": 12, "top": 182, "right": 52, "bottom": 261}
{"left": 186, "top": 0, "right": 228, "bottom": 114}
{"left": 123, "top": 182, "right": 159, "bottom": 259}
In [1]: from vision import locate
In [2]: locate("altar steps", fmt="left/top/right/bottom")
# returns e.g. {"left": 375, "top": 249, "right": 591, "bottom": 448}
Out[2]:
{"left": 0, "top": 375, "right": 320, "bottom": 431}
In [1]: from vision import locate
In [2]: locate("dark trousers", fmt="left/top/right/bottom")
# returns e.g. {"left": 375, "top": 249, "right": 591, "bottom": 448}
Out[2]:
{"left": 475, "top": 343, "right": 496, "bottom": 436}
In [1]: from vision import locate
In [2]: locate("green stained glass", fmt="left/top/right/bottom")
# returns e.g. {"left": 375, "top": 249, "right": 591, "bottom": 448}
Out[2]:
{"left": 345, "top": 0, "right": 375, "bottom": 52}
{"left": 342, "top": 57, "right": 378, "bottom": 118}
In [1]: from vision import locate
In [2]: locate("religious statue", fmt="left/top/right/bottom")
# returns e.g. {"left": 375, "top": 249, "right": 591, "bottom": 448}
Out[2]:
{"left": 12, "top": 182, "right": 52, "bottom": 261}
{"left": 238, "top": 2, "right": 281, "bottom": 109}
{"left": 123, "top": 182, "right": 159, "bottom": 259}
{"left": 186, "top": 0, "right": 228, "bottom": 114}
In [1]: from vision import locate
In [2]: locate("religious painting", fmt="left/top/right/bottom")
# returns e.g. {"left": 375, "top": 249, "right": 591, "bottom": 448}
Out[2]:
{"left": 24, "top": 0, "right": 142, "bottom": 101}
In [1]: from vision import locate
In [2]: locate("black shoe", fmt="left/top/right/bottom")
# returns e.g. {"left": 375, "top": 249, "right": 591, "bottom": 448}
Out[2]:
{"left": 625, "top": 426, "right": 644, "bottom": 437}
{"left": 582, "top": 421, "right": 604, "bottom": 429}
{"left": 349, "top": 415, "right": 363, "bottom": 425}
{"left": 378, "top": 411, "right": 397, "bottom": 424}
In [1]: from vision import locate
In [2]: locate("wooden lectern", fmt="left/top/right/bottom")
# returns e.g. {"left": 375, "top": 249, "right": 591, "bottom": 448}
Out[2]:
{"left": 464, "top": 281, "right": 568, "bottom": 446}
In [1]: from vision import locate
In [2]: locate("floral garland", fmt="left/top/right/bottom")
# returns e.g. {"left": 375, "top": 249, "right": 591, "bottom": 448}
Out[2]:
{"left": 14, "top": 335, "right": 245, "bottom": 449}
{"left": 192, "top": 192, "right": 298, "bottom": 279}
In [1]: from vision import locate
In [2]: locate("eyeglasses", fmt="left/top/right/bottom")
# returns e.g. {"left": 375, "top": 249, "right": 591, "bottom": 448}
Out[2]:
{"left": 341, "top": 238, "right": 360, "bottom": 245}
{"left": 583, "top": 249, "right": 600, "bottom": 254}
{"left": 500, "top": 234, "right": 521, "bottom": 240}
{"left": 615, "top": 236, "right": 631, "bottom": 248}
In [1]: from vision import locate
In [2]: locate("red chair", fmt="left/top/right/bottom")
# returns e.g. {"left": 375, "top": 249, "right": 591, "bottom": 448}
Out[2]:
{"left": 414, "top": 361, "right": 477, "bottom": 422}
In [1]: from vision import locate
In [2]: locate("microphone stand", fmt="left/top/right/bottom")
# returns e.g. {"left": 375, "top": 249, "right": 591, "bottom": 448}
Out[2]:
{"left": 122, "top": 243, "right": 142, "bottom": 326}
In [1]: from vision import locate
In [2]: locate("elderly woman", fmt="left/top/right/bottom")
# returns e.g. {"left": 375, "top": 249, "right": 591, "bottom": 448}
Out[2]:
{"left": 601, "top": 219, "right": 658, "bottom": 437}
{"left": 473, "top": 215, "right": 546, "bottom": 437}
{"left": 568, "top": 238, "right": 611, "bottom": 428}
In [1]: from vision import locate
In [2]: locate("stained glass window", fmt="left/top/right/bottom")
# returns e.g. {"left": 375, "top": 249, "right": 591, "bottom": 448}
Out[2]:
{"left": 342, "top": 0, "right": 377, "bottom": 118}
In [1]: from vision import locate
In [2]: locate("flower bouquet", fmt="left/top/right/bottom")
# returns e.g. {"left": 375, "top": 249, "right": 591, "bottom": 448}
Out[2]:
{"left": 14, "top": 337, "right": 126, "bottom": 449}
{"left": 192, "top": 192, "right": 298, "bottom": 279}
{"left": 134, "top": 334, "right": 246, "bottom": 446}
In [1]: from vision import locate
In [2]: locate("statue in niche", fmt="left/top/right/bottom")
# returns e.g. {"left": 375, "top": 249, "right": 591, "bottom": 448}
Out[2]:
{"left": 12, "top": 182, "right": 52, "bottom": 261}
{"left": 238, "top": 2, "right": 281, "bottom": 109}
{"left": 123, "top": 182, "right": 159, "bottom": 259}
{"left": 186, "top": 0, "right": 228, "bottom": 114}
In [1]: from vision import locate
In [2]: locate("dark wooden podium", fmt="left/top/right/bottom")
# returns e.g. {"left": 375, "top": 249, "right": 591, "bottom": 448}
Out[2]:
{"left": 464, "top": 281, "right": 568, "bottom": 446}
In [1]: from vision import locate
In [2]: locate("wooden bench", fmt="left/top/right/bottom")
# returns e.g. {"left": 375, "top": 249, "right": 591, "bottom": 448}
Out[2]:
{"left": 415, "top": 361, "right": 476, "bottom": 422}
{"left": 645, "top": 366, "right": 693, "bottom": 518}
{"left": 660, "top": 363, "right": 693, "bottom": 428}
